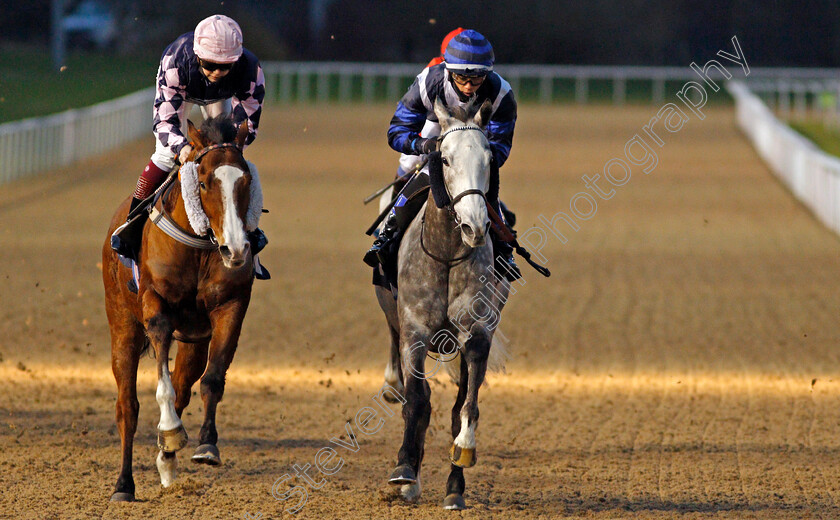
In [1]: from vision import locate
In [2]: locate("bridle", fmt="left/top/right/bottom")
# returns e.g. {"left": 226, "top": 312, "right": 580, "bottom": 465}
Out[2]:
{"left": 192, "top": 142, "right": 242, "bottom": 163}
{"left": 149, "top": 142, "right": 246, "bottom": 251}
{"left": 420, "top": 125, "right": 491, "bottom": 267}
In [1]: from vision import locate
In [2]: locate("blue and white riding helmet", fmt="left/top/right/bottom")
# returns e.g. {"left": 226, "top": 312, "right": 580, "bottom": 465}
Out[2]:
{"left": 443, "top": 29, "right": 494, "bottom": 77}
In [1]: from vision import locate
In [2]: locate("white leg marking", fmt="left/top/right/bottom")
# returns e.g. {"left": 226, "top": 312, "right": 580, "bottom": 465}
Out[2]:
{"left": 156, "top": 451, "right": 178, "bottom": 487}
{"left": 156, "top": 367, "right": 181, "bottom": 431}
{"left": 215, "top": 165, "right": 247, "bottom": 252}
{"left": 453, "top": 413, "right": 476, "bottom": 449}
{"left": 400, "top": 472, "right": 422, "bottom": 502}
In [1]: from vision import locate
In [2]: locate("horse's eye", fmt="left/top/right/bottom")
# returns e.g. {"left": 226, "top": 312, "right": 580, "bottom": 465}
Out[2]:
{"left": 199, "top": 182, "right": 207, "bottom": 190}
{"left": 441, "top": 156, "right": 449, "bottom": 166}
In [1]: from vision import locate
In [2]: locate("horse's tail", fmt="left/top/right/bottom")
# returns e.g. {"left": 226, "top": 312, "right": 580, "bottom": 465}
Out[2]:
{"left": 443, "top": 329, "right": 511, "bottom": 384}
{"left": 487, "top": 331, "right": 511, "bottom": 374}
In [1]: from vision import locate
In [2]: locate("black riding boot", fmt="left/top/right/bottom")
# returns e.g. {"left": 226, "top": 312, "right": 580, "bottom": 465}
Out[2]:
{"left": 363, "top": 211, "right": 399, "bottom": 268}
{"left": 363, "top": 173, "right": 431, "bottom": 268}
{"left": 110, "top": 196, "right": 149, "bottom": 261}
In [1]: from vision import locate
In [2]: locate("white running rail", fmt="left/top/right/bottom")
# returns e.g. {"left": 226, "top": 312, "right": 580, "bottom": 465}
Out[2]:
{"left": 0, "top": 87, "right": 154, "bottom": 184}
{"left": 4, "top": 65, "right": 840, "bottom": 185}
{"left": 728, "top": 80, "right": 840, "bottom": 235}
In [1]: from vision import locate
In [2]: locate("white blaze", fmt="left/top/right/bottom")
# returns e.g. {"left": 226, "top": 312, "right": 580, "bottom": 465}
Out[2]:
{"left": 215, "top": 165, "right": 247, "bottom": 251}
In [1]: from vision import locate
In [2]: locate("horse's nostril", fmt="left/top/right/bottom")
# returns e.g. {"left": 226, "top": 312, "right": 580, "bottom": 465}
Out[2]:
{"left": 219, "top": 245, "right": 232, "bottom": 258}
{"left": 484, "top": 222, "right": 491, "bottom": 235}
{"left": 460, "top": 224, "right": 475, "bottom": 239}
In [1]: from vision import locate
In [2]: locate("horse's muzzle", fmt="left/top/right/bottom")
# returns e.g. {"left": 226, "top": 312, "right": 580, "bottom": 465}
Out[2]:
{"left": 460, "top": 222, "right": 489, "bottom": 248}
{"left": 219, "top": 242, "right": 250, "bottom": 269}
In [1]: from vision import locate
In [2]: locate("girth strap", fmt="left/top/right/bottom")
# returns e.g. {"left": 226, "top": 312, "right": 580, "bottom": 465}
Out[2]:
{"left": 149, "top": 206, "right": 218, "bottom": 250}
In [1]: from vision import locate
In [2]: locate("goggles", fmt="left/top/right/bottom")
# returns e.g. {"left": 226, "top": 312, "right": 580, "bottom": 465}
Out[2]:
{"left": 198, "top": 58, "right": 233, "bottom": 72}
{"left": 451, "top": 73, "right": 486, "bottom": 87}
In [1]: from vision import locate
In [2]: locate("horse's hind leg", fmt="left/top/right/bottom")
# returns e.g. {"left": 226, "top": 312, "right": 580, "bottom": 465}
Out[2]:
{"left": 156, "top": 340, "right": 210, "bottom": 486}
{"left": 389, "top": 334, "right": 431, "bottom": 502}
{"left": 376, "top": 286, "right": 404, "bottom": 401}
{"left": 142, "top": 293, "right": 188, "bottom": 454}
{"left": 443, "top": 355, "right": 470, "bottom": 510}
{"left": 383, "top": 324, "right": 404, "bottom": 402}
{"left": 108, "top": 314, "right": 144, "bottom": 502}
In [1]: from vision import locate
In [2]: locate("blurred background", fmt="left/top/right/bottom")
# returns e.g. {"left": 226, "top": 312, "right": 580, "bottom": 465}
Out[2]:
{"left": 4, "top": 0, "right": 840, "bottom": 65}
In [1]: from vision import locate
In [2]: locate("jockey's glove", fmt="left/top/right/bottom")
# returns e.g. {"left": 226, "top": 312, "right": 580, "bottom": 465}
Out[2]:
{"left": 412, "top": 137, "right": 438, "bottom": 155}
{"left": 178, "top": 144, "right": 193, "bottom": 165}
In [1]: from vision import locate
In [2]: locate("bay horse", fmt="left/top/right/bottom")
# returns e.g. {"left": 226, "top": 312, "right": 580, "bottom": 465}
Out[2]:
{"left": 102, "top": 116, "right": 260, "bottom": 502}
{"left": 375, "top": 98, "right": 511, "bottom": 509}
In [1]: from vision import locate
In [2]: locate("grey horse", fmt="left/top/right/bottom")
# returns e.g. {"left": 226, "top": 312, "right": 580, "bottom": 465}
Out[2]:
{"left": 375, "top": 98, "right": 512, "bottom": 510}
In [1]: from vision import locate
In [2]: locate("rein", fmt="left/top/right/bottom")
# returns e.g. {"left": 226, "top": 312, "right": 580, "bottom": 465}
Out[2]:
{"left": 149, "top": 181, "right": 218, "bottom": 250}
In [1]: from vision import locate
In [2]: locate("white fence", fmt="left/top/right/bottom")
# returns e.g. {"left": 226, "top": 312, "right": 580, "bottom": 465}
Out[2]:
{"left": 0, "top": 87, "right": 154, "bottom": 184}
{"left": 261, "top": 63, "right": 840, "bottom": 105}
{"left": 728, "top": 81, "right": 840, "bottom": 235}
{"left": 4, "top": 64, "right": 840, "bottom": 184}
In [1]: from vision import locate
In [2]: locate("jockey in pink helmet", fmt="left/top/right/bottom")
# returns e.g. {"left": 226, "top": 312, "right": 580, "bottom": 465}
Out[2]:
{"left": 111, "top": 15, "right": 268, "bottom": 278}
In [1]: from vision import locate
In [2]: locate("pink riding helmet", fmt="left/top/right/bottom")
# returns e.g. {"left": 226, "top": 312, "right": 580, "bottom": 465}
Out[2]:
{"left": 193, "top": 15, "right": 243, "bottom": 63}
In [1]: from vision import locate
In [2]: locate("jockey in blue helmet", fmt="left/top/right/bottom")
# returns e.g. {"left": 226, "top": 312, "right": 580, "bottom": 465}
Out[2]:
{"left": 364, "top": 29, "right": 521, "bottom": 281}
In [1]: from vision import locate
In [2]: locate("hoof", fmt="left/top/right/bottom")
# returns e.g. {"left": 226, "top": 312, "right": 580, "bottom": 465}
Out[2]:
{"left": 388, "top": 464, "right": 417, "bottom": 486}
{"left": 110, "top": 492, "right": 135, "bottom": 502}
{"left": 382, "top": 388, "right": 403, "bottom": 404}
{"left": 192, "top": 443, "right": 222, "bottom": 466}
{"left": 157, "top": 425, "right": 188, "bottom": 452}
{"left": 443, "top": 493, "right": 466, "bottom": 510}
{"left": 449, "top": 445, "right": 476, "bottom": 468}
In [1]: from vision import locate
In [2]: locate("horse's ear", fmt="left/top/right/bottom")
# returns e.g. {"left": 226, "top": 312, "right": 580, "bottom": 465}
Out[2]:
{"left": 433, "top": 97, "right": 455, "bottom": 131}
{"left": 187, "top": 120, "right": 206, "bottom": 148}
{"left": 473, "top": 99, "right": 493, "bottom": 129}
{"left": 235, "top": 121, "right": 249, "bottom": 149}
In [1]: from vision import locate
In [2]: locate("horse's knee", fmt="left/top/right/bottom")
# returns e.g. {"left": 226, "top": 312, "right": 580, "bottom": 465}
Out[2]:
{"left": 144, "top": 314, "right": 171, "bottom": 345}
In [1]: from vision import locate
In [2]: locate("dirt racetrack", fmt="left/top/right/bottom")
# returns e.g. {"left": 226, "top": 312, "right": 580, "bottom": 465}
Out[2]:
{"left": 1, "top": 102, "right": 840, "bottom": 519}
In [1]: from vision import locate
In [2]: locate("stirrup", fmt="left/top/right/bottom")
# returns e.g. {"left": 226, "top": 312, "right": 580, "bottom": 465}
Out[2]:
{"left": 253, "top": 255, "right": 271, "bottom": 280}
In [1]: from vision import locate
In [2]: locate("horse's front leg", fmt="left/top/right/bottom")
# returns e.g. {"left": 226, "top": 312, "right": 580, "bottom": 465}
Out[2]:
{"left": 389, "top": 320, "right": 434, "bottom": 502}
{"left": 444, "top": 325, "right": 491, "bottom": 510}
{"left": 142, "top": 291, "right": 189, "bottom": 456}
{"left": 156, "top": 339, "right": 210, "bottom": 486}
{"left": 194, "top": 301, "right": 248, "bottom": 466}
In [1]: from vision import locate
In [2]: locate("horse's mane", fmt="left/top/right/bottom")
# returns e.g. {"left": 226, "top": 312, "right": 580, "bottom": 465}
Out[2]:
{"left": 200, "top": 115, "right": 238, "bottom": 145}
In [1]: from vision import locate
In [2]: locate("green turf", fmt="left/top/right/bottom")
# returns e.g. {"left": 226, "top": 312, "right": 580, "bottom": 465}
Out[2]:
{"left": 0, "top": 45, "right": 158, "bottom": 124}
{"left": 788, "top": 120, "right": 840, "bottom": 158}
